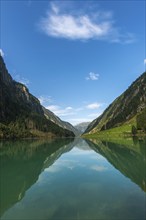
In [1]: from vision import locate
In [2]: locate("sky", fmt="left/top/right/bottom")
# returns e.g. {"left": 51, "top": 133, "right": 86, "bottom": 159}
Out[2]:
{"left": 0, "top": 0, "right": 146, "bottom": 125}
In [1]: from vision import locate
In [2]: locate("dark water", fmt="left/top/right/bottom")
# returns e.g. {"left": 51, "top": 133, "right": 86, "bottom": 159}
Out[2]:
{"left": 0, "top": 138, "right": 145, "bottom": 220}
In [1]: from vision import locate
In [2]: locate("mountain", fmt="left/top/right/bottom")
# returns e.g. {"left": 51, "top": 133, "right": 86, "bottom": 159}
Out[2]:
{"left": 43, "top": 107, "right": 79, "bottom": 136}
{"left": 0, "top": 55, "right": 75, "bottom": 138}
{"left": 75, "top": 122, "right": 90, "bottom": 134}
{"left": 84, "top": 71, "right": 146, "bottom": 135}
{"left": 63, "top": 121, "right": 80, "bottom": 136}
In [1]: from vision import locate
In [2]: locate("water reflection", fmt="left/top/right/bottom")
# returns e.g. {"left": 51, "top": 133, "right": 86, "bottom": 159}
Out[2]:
{"left": 0, "top": 138, "right": 74, "bottom": 217}
{"left": 0, "top": 138, "right": 145, "bottom": 220}
{"left": 86, "top": 138, "right": 146, "bottom": 192}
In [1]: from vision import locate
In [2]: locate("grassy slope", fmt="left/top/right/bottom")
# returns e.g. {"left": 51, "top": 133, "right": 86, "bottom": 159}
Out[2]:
{"left": 85, "top": 72, "right": 146, "bottom": 134}
{"left": 83, "top": 116, "right": 138, "bottom": 139}
{"left": 83, "top": 116, "right": 146, "bottom": 153}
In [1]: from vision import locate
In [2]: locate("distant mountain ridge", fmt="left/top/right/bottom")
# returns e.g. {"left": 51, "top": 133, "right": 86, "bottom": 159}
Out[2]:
{"left": 75, "top": 122, "right": 90, "bottom": 134}
{"left": 85, "top": 71, "right": 146, "bottom": 134}
{"left": 0, "top": 55, "right": 75, "bottom": 138}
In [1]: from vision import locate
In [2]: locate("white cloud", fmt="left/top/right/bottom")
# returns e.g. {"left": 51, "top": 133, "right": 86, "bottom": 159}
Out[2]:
{"left": 86, "top": 102, "right": 102, "bottom": 109}
{"left": 46, "top": 105, "right": 59, "bottom": 111}
{"left": 14, "top": 74, "right": 30, "bottom": 86}
{"left": 38, "top": 95, "right": 52, "bottom": 105}
{"left": 46, "top": 105, "right": 83, "bottom": 117}
{"left": 88, "top": 112, "right": 102, "bottom": 118}
{"left": 44, "top": 100, "right": 104, "bottom": 124}
{"left": 46, "top": 105, "right": 75, "bottom": 116}
{"left": 0, "top": 49, "right": 4, "bottom": 57}
{"left": 39, "top": 7, "right": 111, "bottom": 40}
{"left": 39, "top": 3, "right": 136, "bottom": 43}
{"left": 66, "top": 106, "right": 73, "bottom": 110}
{"left": 144, "top": 59, "right": 146, "bottom": 65}
{"left": 86, "top": 72, "right": 99, "bottom": 80}
{"left": 68, "top": 118, "right": 91, "bottom": 125}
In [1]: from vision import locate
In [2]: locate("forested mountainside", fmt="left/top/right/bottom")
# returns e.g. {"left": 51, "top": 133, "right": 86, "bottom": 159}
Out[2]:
{"left": 85, "top": 71, "right": 146, "bottom": 134}
{"left": 0, "top": 55, "right": 75, "bottom": 138}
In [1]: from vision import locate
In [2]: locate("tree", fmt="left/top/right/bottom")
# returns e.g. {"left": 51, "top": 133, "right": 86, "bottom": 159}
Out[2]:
{"left": 131, "top": 125, "right": 137, "bottom": 136}
{"left": 137, "top": 108, "right": 146, "bottom": 132}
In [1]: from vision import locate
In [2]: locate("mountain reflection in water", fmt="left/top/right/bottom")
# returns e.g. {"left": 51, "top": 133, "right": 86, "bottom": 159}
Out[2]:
{"left": 0, "top": 138, "right": 145, "bottom": 220}
{"left": 86, "top": 138, "right": 146, "bottom": 192}
{"left": 0, "top": 138, "right": 75, "bottom": 217}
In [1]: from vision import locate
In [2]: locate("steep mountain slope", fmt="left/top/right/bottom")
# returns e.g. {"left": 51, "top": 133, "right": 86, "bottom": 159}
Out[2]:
{"left": 0, "top": 55, "right": 75, "bottom": 138}
{"left": 85, "top": 71, "right": 146, "bottom": 134}
{"left": 43, "top": 107, "right": 79, "bottom": 136}
{"left": 75, "top": 122, "right": 90, "bottom": 134}
{"left": 63, "top": 121, "right": 80, "bottom": 136}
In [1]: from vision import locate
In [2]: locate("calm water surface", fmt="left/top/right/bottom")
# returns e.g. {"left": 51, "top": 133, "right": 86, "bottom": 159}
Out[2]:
{"left": 0, "top": 138, "right": 145, "bottom": 220}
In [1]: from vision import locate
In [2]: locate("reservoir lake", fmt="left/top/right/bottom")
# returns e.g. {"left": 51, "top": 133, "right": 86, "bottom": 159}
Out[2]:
{"left": 0, "top": 138, "right": 145, "bottom": 220}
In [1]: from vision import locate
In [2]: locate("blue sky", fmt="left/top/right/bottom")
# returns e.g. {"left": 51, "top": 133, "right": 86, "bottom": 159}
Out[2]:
{"left": 1, "top": 0, "right": 145, "bottom": 125}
